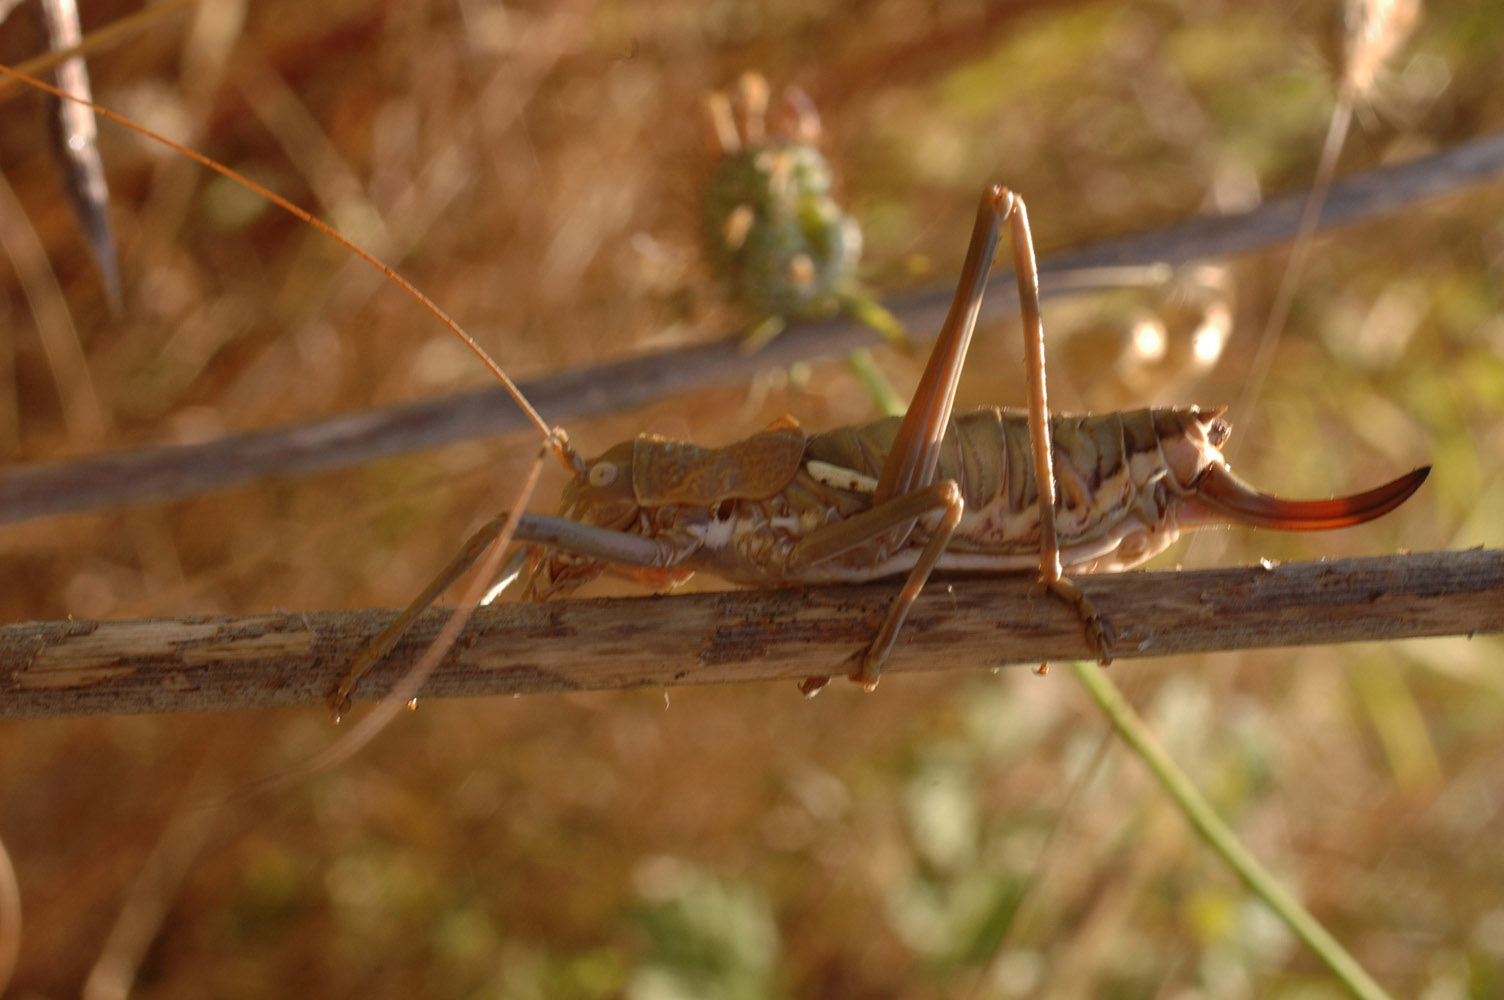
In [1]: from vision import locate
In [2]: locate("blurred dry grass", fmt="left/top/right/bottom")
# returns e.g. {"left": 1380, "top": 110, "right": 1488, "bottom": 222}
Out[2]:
{"left": 1, "top": 1, "right": 1502, "bottom": 997}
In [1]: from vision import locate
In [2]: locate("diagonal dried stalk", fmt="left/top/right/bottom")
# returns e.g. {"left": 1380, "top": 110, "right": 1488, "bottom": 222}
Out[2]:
{"left": 2, "top": 548, "right": 1499, "bottom": 721}
{"left": 3, "top": 133, "right": 1504, "bottom": 524}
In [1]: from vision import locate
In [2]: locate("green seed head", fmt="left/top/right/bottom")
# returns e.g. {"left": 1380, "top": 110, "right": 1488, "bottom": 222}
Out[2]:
{"left": 704, "top": 129, "right": 862, "bottom": 319}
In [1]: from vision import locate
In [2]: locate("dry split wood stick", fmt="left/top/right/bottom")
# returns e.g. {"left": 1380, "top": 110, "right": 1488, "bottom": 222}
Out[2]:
{"left": 5, "top": 134, "right": 1504, "bottom": 523}
{"left": 3, "top": 549, "right": 1500, "bottom": 720}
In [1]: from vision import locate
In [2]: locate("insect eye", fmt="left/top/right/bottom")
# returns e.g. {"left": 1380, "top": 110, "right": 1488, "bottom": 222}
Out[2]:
{"left": 588, "top": 462, "right": 619, "bottom": 488}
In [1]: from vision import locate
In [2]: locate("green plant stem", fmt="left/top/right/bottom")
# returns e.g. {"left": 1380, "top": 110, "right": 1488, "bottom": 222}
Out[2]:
{"left": 1067, "top": 658, "right": 1394, "bottom": 1000}
{"left": 843, "top": 347, "right": 907, "bottom": 417}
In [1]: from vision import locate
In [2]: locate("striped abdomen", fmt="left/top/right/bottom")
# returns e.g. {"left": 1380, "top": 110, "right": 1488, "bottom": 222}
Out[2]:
{"left": 803, "top": 406, "right": 1231, "bottom": 573}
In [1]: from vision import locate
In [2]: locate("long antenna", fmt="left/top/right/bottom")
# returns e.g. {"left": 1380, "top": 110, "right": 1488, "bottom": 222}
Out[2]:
{"left": 0, "top": 61, "right": 581, "bottom": 473}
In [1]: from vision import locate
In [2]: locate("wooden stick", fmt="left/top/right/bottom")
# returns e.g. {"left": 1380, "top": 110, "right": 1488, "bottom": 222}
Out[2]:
{"left": 5, "top": 135, "right": 1504, "bottom": 524}
{"left": 3, "top": 549, "right": 1499, "bottom": 720}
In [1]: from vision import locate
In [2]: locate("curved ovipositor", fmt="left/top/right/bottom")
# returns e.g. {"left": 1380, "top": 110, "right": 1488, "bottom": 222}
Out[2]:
{"left": 1189, "top": 463, "right": 1429, "bottom": 531}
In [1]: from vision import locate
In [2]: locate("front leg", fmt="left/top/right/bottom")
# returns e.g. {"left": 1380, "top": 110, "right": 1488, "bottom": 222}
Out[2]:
{"left": 329, "top": 511, "right": 677, "bottom": 718}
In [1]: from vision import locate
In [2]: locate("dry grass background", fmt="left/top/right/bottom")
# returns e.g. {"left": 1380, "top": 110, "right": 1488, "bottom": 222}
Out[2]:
{"left": 1, "top": 0, "right": 1502, "bottom": 997}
